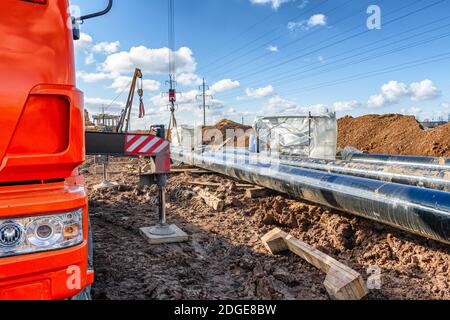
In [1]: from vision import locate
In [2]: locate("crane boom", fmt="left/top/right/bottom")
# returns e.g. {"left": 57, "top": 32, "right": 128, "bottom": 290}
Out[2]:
{"left": 116, "top": 68, "right": 144, "bottom": 133}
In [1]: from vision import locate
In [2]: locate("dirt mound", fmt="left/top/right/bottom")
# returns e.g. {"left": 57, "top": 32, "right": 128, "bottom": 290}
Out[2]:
{"left": 338, "top": 114, "right": 450, "bottom": 157}
{"left": 202, "top": 119, "right": 252, "bottom": 147}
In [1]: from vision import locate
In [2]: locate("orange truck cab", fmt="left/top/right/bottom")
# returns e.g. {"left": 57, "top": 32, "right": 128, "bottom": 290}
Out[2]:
{"left": 0, "top": 0, "right": 111, "bottom": 300}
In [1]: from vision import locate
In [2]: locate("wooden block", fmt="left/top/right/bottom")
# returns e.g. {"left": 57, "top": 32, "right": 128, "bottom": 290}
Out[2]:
{"left": 196, "top": 188, "right": 225, "bottom": 211}
{"left": 245, "top": 187, "right": 269, "bottom": 199}
{"left": 261, "top": 228, "right": 288, "bottom": 254}
{"left": 261, "top": 228, "right": 368, "bottom": 300}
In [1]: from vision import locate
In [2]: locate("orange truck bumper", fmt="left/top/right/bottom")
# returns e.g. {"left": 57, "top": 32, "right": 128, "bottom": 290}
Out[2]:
{"left": 0, "top": 179, "right": 92, "bottom": 300}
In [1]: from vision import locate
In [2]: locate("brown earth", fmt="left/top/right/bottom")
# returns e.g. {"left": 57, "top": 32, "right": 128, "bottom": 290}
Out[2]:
{"left": 84, "top": 114, "right": 450, "bottom": 300}
{"left": 83, "top": 157, "right": 450, "bottom": 300}
{"left": 202, "top": 119, "right": 252, "bottom": 147}
{"left": 338, "top": 114, "right": 450, "bottom": 157}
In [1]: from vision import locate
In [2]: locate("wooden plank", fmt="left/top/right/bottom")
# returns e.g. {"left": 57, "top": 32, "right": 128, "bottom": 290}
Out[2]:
{"left": 194, "top": 188, "right": 225, "bottom": 211}
{"left": 172, "top": 165, "right": 197, "bottom": 170}
{"left": 261, "top": 228, "right": 368, "bottom": 300}
{"left": 186, "top": 181, "right": 256, "bottom": 189}
{"left": 169, "top": 168, "right": 213, "bottom": 174}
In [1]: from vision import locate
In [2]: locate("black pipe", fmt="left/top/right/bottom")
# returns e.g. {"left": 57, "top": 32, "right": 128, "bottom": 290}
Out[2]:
{"left": 172, "top": 147, "right": 450, "bottom": 245}
{"left": 217, "top": 149, "right": 450, "bottom": 192}
{"left": 342, "top": 151, "right": 450, "bottom": 169}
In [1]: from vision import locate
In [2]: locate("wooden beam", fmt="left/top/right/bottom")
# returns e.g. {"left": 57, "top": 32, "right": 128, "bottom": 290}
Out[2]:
{"left": 261, "top": 228, "right": 368, "bottom": 300}
{"left": 186, "top": 181, "right": 256, "bottom": 189}
{"left": 169, "top": 168, "right": 213, "bottom": 174}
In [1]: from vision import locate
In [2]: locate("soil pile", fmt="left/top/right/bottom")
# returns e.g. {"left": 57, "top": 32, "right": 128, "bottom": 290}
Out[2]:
{"left": 338, "top": 114, "right": 450, "bottom": 156}
{"left": 202, "top": 119, "right": 253, "bottom": 147}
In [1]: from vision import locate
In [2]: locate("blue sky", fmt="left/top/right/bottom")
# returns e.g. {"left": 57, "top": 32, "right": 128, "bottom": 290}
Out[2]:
{"left": 71, "top": 0, "right": 450, "bottom": 129}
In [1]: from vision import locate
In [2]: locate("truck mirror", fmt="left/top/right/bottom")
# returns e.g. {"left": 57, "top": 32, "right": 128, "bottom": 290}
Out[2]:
{"left": 72, "top": 18, "right": 80, "bottom": 41}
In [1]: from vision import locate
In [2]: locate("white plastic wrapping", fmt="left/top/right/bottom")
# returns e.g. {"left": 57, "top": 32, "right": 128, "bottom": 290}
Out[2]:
{"left": 255, "top": 114, "right": 337, "bottom": 160}
{"left": 171, "top": 125, "right": 195, "bottom": 149}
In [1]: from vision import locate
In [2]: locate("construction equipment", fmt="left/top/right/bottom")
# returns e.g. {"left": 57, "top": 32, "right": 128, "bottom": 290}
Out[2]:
{"left": 116, "top": 68, "right": 145, "bottom": 133}
{"left": 0, "top": 0, "right": 113, "bottom": 300}
{"left": 165, "top": 0, "right": 181, "bottom": 145}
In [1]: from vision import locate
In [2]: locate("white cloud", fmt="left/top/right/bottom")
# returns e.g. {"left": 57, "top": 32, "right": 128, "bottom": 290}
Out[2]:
{"left": 246, "top": 85, "right": 274, "bottom": 98}
{"left": 381, "top": 80, "right": 409, "bottom": 103}
{"left": 333, "top": 100, "right": 361, "bottom": 112}
{"left": 76, "top": 71, "right": 115, "bottom": 83}
{"left": 250, "top": 0, "right": 292, "bottom": 10}
{"left": 74, "top": 33, "right": 94, "bottom": 65}
{"left": 409, "top": 79, "right": 441, "bottom": 101}
{"left": 74, "top": 33, "right": 93, "bottom": 52}
{"left": 85, "top": 97, "right": 124, "bottom": 112}
{"left": 288, "top": 14, "right": 327, "bottom": 32}
{"left": 177, "top": 73, "right": 203, "bottom": 86}
{"left": 267, "top": 45, "right": 279, "bottom": 53}
{"left": 74, "top": 33, "right": 121, "bottom": 65}
{"left": 400, "top": 107, "right": 421, "bottom": 116}
{"left": 110, "top": 76, "right": 160, "bottom": 93}
{"left": 442, "top": 102, "right": 450, "bottom": 109}
{"left": 92, "top": 41, "right": 120, "bottom": 55}
{"left": 260, "top": 95, "right": 328, "bottom": 116}
{"left": 368, "top": 94, "right": 387, "bottom": 108}
{"left": 85, "top": 53, "right": 95, "bottom": 65}
{"left": 151, "top": 89, "right": 198, "bottom": 108}
{"left": 101, "top": 46, "right": 197, "bottom": 75}
{"left": 209, "top": 79, "right": 240, "bottom": 94}
{"left": 368, "top": 79, "right": 441, "bottom": 108}
{"left": 297, "top": 0, "right": 309, "bottom": 9}
{"left": 308, "top": 14, "right": 327, "bottom": 27}
{"left": 150, "top": 88, "right": 226, "bottom": 122}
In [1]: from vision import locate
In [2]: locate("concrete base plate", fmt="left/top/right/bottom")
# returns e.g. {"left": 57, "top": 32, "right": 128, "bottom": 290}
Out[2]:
{"left": 93, "top": 180, "right": 118, "bottom": 191}
{"left": 140, "top": 224, "right": 189, "bottom": 244}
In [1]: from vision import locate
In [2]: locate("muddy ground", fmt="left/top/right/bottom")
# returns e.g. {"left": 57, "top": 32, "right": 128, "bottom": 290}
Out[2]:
{"left": 80, "top": 156, "right": 450, "bottom": 300}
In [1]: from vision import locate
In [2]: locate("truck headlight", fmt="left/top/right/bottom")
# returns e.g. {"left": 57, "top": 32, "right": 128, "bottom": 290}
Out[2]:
{"left": 0, "top": 209, "right": 83, "bottom": 258}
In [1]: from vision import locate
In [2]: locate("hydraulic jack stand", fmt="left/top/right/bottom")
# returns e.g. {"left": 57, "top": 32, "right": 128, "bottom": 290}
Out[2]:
{"left": 93, "top": 155, "right": 118, "bottom": 190}
{"left": 139, "top": 173, "right": 188, "bottom": 244}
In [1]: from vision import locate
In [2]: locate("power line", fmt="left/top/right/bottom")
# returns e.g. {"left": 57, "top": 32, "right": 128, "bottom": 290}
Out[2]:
{"left": 227, "top": 52, "right": 450, "bottom": 109}
{"left": 229, "top": 0, "right": 444, "bottom": 82}
{"left": 283, "top": 52, "right": 450, "bottom": 96}
{"left": 104, "top": 81, "right": 132, "bottom": 113}
{"left": 216, "top": 14, "right": 450, "bottom": 100}
{"left": 225, "top": 31, "right": 450, "bottom": 108}
{"left": 196, "top": 78, "right": 213, "bottom": 126}
{"left": 210, "top": 0, "right": 426, "bottom": 99}
{"left": 199, "top": 0, "right": 330, "bottom": 74}
{"left": 209, "top": 0, "right": 358, "bottom": 79}
{"left": 198, "top": 11, "right": 277, "bottom": 71}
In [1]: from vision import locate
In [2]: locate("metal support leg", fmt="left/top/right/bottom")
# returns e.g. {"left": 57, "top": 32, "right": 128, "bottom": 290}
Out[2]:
{"left": 103, "top": 160, "right": 108, "bottom": 182}
{"left": 148, "top": 174, "right": 175, "bottom": 236}
{"left": 94, "top": 155, "right": 118, "bottom": 190}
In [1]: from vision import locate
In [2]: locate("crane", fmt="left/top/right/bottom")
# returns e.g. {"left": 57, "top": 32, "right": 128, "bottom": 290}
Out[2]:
{"left": 116, "top": 68, "right": 145, "bottom": 133}
{"left": 166, "top": 0, "right": 181, "bottom": 144}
